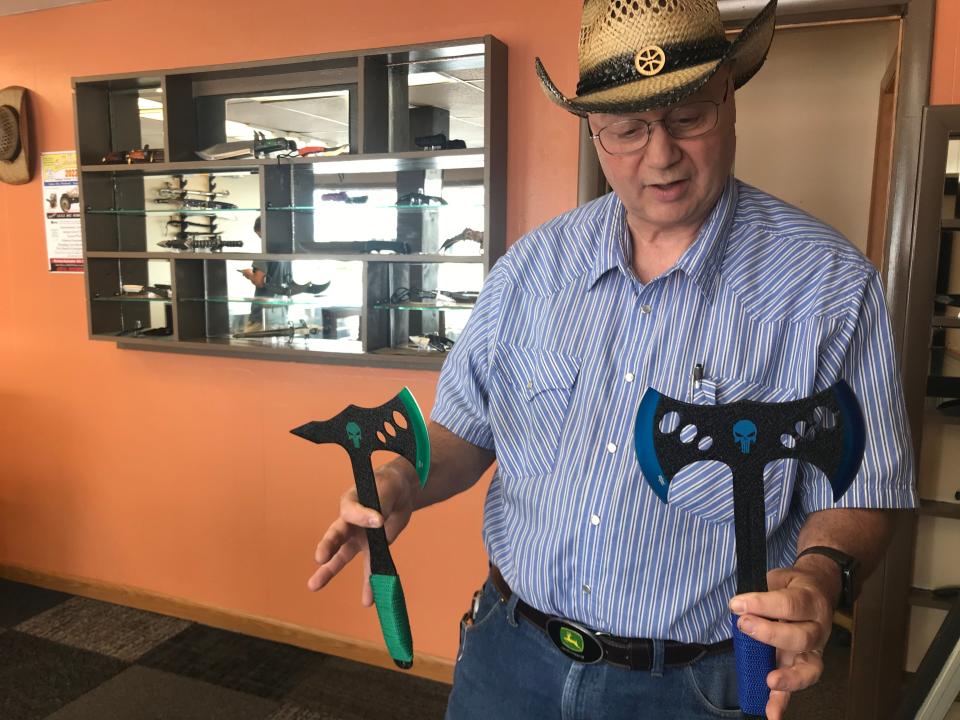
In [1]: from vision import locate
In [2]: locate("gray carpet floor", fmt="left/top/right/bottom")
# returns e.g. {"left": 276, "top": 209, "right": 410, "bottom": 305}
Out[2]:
{"left": 0, "top": 579, "right": 450, "bottom": 720}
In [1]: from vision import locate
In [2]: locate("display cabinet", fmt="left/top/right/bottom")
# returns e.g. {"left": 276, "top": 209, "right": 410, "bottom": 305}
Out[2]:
{"left": 74, "top": 36, "right": 506, "bottom": 368}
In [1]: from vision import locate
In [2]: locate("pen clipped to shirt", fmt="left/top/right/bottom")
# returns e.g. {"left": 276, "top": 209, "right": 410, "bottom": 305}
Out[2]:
{"left": 692, "top": 363, "right": 704, "bottom": 390}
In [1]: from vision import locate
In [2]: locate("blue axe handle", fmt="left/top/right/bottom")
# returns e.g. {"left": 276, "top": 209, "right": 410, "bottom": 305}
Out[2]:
{"left": 730, "top": 464, "right": 776, "bottom": 719}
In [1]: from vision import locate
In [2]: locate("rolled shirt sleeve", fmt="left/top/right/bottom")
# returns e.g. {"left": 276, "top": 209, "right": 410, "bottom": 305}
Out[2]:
{"left": 430, "top": 260, "right": 509, "bottom": 450}
{"left": 799, "top": 270, "right": 917, "bottom": 513}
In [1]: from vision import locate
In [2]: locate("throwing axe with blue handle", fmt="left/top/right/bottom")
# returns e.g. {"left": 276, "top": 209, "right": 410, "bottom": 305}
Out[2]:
{"left": 291, "top": 387, "right": 430, "bottom": 669}
{"left": 633, "top": 380, "right": 865, "bottom": 719}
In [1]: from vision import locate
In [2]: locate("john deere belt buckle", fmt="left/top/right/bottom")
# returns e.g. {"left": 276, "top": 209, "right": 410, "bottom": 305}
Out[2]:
{"left": 545, "top": 618, "right": 604, "bottom": 663}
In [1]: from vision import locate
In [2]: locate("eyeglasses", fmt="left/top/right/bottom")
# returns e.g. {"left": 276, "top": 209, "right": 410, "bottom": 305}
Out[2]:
{"left": 589, "top": 81, "right": 731, "bottom": 156}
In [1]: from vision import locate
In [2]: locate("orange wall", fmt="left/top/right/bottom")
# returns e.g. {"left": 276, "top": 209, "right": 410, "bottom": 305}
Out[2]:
{"left": 931, "top": 0, "right": 960, "bottom": 104}
{"left": 0, "top": 0, "right": 580, "bottom": 662}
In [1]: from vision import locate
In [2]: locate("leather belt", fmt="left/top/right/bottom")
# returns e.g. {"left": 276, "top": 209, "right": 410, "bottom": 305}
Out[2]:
{"left": 490, "top": 565, "right": 732, "bottom": 670}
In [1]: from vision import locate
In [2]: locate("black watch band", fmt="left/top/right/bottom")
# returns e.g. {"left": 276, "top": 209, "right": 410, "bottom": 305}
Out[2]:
{"left": 796, "top": 545, "right": 859, "bottom": 611}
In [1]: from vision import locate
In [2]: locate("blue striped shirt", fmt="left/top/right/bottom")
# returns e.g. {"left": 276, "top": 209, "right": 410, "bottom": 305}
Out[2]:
{"left": 431, "top": 176, "right": 916, "bottom": 643}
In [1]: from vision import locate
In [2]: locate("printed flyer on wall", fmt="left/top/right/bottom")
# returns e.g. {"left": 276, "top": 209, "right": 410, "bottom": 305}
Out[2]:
{"left": 41, "top": 151, "right": 83, "bottom": 273}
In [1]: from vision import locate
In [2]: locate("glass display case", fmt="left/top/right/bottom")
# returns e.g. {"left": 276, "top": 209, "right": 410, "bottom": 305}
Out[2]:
{"left": 74, "top": 36, "right": 506, "bottom": 368}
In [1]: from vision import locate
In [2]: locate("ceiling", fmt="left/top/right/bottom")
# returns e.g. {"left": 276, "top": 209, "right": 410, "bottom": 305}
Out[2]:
{"left": 0, "top": 0, "right": 101, "bottom": 17}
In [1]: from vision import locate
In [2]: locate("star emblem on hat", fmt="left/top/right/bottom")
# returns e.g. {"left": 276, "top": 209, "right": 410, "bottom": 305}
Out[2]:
{"left": 634, "top": 46, "right": 667, "bottom": 76}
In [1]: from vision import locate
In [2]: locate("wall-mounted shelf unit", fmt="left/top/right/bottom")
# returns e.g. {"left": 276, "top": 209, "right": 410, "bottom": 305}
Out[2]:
{"left": 73, "top": 36, "right": 507, "bottom": 369}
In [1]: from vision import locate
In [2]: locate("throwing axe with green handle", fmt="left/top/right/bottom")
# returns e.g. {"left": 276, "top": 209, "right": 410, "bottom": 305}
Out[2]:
{"left": 291, "top": 387, "right": 430, "bottom": 668}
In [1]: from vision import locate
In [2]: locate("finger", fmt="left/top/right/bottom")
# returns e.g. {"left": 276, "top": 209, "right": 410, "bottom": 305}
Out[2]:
{"left": 730, "top": 586, "right": 828, "bottom": 623}
{"left": 314, "top": 518, "right": 363, "bottom": 565}
{"left": 381, "top": 505, "right": 412, "bottom": 544}
{"left": 340, "top": 490, "right": 383, "bottom": 529}
{"left": 308, "top": 539, "right": 364, "bottom": 591}
{"left": 360, "top": 551, "right": 373, "bottom": 607}
{"left": 768, "top": 651, "right": 824, "bottom": 693}
{"left": 737, "top": 613, "right": 823, "bottom": 653}
{"left": 765, "top": 689, "right": 791, "bottom": 720}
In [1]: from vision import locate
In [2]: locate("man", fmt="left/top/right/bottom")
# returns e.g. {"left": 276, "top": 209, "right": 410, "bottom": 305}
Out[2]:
{"left": 308, "top": 1, "right": 916, "bottom": 718}
{"left": 240, "top": 216, "right": 293, "bottom": 330}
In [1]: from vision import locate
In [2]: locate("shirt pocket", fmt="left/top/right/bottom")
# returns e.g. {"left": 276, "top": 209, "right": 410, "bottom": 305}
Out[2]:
{"left": 489, "top": 347, "right": 581, "bottom": 477}
{"left": 667, "top": 375, "right": 798, "bottom": 526}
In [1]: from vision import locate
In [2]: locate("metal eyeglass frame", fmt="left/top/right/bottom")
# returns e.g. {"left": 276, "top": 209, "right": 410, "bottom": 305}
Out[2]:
{"left": 588, "top": 80, "right": 732, "bottom": 156}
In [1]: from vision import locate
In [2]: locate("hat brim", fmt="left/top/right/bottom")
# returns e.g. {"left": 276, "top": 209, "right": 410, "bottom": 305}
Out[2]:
{"left": 537, "top": 0, "right": 777, "bottom": 116}
{"left": 0, "top": 86, "right": 31, "bottom": 185}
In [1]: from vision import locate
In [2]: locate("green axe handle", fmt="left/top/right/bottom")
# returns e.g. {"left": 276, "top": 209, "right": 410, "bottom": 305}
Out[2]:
{"left": 350, "top": 453, "right": 413, "bottom": 669}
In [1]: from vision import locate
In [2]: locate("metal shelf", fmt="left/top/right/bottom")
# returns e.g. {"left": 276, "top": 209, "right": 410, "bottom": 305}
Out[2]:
{"left": 80, "top": 149, "right": 484, "bottom": 176}
{"left": 84, "top": 251, "right": 484, "bottom": 263}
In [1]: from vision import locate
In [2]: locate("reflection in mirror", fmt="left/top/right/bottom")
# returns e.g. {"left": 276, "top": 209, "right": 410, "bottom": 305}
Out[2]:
{"left": 137, "top": 172, "right": 262, "bottom": 253}
{"left": 224, "top": 90, "right": 350, "bottom": 149}
{"left": 302, "top": 167, "right": 485, "bottom": 254}
{"left": 934, "top": 137, "right": 960, "bottom": 384}
{"left": 221, "top": 259, "right": 362, "bottom": 350}
{"left": 136, "top": 87, "right": 165, "bottom": 150}
{"left": 407, "top": 63, "right": 485, "bottom": 149}
{"left": 944, "top": 138, "right": 960, "bottom": 220}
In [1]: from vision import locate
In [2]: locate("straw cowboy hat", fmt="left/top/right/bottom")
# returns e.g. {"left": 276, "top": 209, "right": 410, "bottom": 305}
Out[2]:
{"left": 0, "top": 86, "right": 32, "bottom": 185}
{"left": 536, "top": 0, "right": 777, "bottom": 116}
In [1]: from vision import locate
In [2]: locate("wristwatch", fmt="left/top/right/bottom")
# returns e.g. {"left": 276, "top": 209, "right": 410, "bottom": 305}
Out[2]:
{"left": 795, "top": 546, "right": 859, "bottom": 612}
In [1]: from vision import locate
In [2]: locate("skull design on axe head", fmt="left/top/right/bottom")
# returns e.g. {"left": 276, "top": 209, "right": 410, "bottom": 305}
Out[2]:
{"left": 732, "top": 419, "right": 758, "bottom": 454}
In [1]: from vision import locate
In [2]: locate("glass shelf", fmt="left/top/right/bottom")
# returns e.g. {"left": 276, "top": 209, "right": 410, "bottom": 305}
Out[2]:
{"left": 87, "top": 208, "right": 261, "bottom": 216}
{"left": 201, "top": 336, "right": 364, "bottom": 353}
{"left": 373, "top": 302, "right": 475, "bottom": 311}
{"left": 92, "top": 295, "right": 171, "bottom": 303}
{"left": 267, "top": 204, "right": 481, "bottom": 213}
{"left": 180, "top": 296, "right": 360, "bottom": 308}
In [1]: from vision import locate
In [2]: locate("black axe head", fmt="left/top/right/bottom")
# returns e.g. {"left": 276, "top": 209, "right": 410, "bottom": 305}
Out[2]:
{"left": 634, "top": 380, "right": 865, "bottom": 504}
{"left": 291, "top": 387, "right": 430, "bottom": 486}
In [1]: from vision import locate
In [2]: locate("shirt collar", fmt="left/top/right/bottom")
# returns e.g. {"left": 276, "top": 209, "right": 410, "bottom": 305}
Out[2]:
{"left": 586, "top": 193, "right": 632, "bottom": 290}
{"left": 674, "top": 175, "right": 738, "bottom": 303}
{"left": 586, "top": 176, "right": 739, "bottom": 304}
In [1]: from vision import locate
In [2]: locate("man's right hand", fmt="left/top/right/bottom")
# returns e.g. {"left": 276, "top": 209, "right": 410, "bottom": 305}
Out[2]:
{"left": 306, "top": 422, "right": 496, "bottom": 604}
{"left": 307, "top": 462, "right": 420, "bottom": 606}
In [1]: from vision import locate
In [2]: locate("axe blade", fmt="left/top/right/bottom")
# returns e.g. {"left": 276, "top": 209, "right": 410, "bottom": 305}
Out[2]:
{"left": 291, "top": 386, "right": 430, "bottom": 486}
{"left": 633, "top": 380, "right": 866, "bottom": 504}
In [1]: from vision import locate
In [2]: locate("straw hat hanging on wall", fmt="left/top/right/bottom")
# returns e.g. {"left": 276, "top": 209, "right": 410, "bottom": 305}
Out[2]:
{"left": 0, "top": 86, "right": 32, "bottom": 185}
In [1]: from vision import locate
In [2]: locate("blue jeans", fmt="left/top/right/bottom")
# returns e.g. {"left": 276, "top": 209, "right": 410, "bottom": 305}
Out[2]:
{"left": 445, "top": 579, "right": 742, "bottom": 720}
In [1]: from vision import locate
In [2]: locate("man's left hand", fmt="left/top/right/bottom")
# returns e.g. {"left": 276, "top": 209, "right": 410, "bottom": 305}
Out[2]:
{"left": 729, "top": 556, "right": 841, "bottom": 720}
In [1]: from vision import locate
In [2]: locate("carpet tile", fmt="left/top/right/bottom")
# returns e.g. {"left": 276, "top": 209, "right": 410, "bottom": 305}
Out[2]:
{"left": 0, "top": 630, "right": 127, "bottom": 720}
{"left": 266, "top": 703, "right": 345, "bottom": 720}
{"left": 45, "top": 666, "right": 280, "bottom": 720}
{"left": 137, "top": 623, "right": 327, "bottom": 701}
{"left": 0, "top": 578, "right": 71, "bottom": 628}
{"left": 287, "top": 654, "right": 449, "bottom": 720}
{"left": 16, "top": 596, "right": 191, "bottom": 662}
